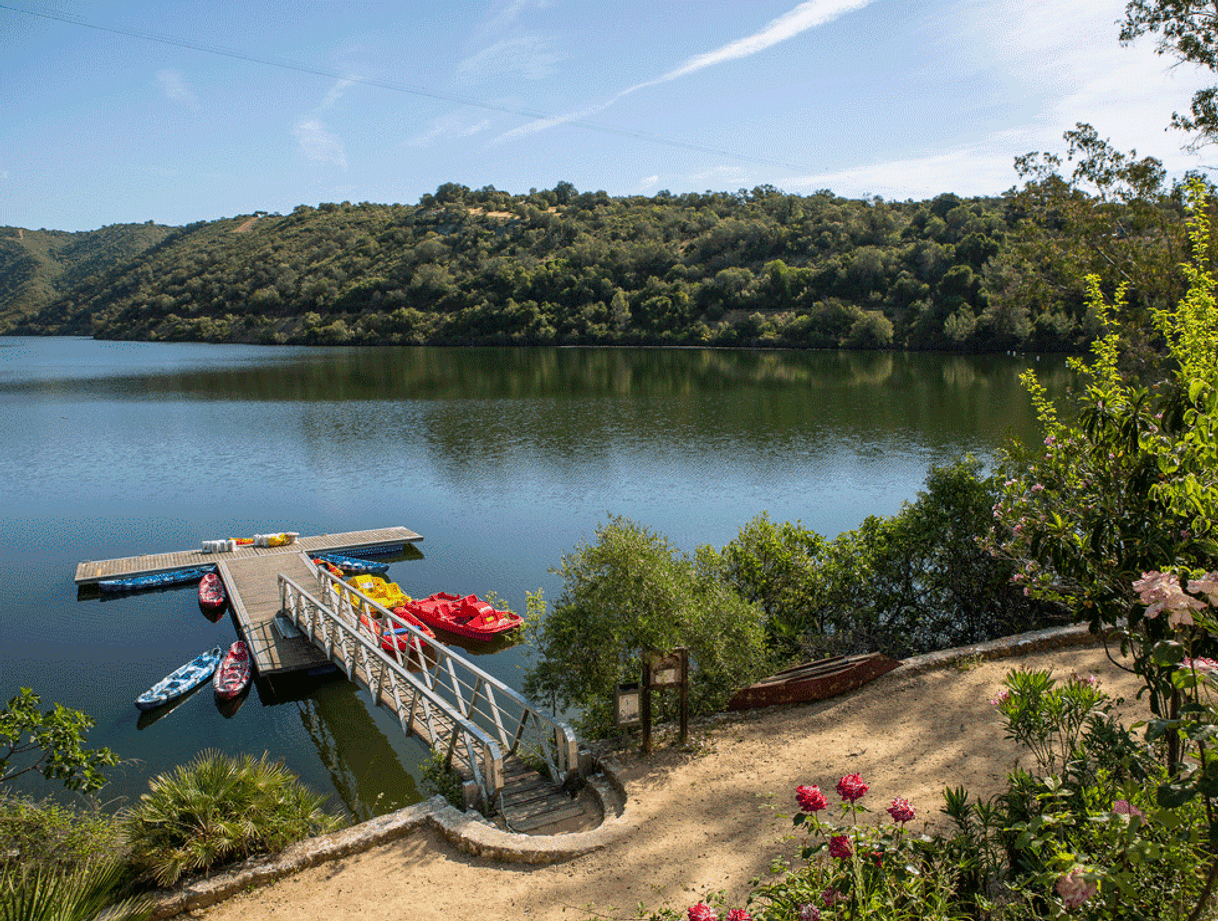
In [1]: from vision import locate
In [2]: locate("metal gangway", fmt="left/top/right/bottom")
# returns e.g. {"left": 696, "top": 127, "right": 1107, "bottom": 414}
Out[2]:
{"left": 277, "top": 565, "right": 581, "bottom": 814}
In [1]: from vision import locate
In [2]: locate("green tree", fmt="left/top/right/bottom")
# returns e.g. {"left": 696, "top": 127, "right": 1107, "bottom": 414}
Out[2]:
{"left": 523, "top": 516, "right": 769, "bottom": 738}
{"left": 0, "top": 689, "right": 119, "bottom": 794}
{"left": 991, "top": 179, "right": 1218, "bottom": 723}
{"left": 1122, "top": 0, "right": 1218, "bottom": 148}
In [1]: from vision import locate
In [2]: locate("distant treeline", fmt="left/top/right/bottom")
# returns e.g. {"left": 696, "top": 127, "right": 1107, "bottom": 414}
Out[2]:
{"left": 2, "top": 153, "right": 1201, "bottom": 352}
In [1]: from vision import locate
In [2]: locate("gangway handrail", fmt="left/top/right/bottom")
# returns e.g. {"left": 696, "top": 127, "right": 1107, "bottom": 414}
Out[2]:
{"left": 309, "top": 566, "right": 581, "bottom": 788}
{"left": 277, "top": 574, "right": 505, "bottom": 811}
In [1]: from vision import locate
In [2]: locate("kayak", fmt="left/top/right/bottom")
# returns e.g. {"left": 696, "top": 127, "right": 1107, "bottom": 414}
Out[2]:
{"left": 212, "top": 641, "right": 253, "bottom": 699}
{"left": 99, "top": 566, "right": 215, "bottom": 593}
{"left": 316, "top": 553, "right": 390, "bottom": 575}
{"left": 400, "top": 592, "right": 523, "bottom": 641}
{"left": 198, "top": 572, "right": 227, "bottom": 612}
{"left": 135, "top": 647, "right": 222, "bottom": 711}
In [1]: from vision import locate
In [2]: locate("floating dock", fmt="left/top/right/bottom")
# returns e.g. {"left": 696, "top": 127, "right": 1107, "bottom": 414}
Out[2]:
{"left": 75, "top": 526, "right": 422, "bottom": 677}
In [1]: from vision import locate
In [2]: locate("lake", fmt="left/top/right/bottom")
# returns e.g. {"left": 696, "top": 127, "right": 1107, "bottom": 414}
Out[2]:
{"left": 0, "top": 337, "right": 1069, "bottom": 820}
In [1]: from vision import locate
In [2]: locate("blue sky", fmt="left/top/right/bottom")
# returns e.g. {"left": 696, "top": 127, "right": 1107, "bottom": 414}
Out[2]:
{"left": 1, "top": 0, "right": 1212, "bottom": 231}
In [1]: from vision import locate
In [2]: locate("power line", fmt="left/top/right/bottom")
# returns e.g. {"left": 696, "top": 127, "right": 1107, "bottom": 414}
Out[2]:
{"left": 1, "top": 2, "right": 812, "bottom": 172}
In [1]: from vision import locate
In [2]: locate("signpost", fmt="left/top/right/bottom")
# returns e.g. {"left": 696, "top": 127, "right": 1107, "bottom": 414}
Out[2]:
{"left": 640, "top": 648, "right": 689, "bottom": 754}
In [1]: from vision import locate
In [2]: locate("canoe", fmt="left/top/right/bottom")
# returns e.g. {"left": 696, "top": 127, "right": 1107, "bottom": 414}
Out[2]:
{"left": 316, "top": 553, "right": 390, "bottom": 575}
{"left": 198, "top": 572, "right": 227, "bottom": 612}
{"left": 99, "top": 566, "right": 215, "bottom": 593}
{"left": 400, "top": 592, "right": 523, "bottom": 641}
{"left": 135, "top": 646, "right": 223, "bottom": 711}
{"left": 213, "top": 641, "right": 252, "bottom": 699}
{"left": 726, "top": 652, "right": 901, "bottom": 712}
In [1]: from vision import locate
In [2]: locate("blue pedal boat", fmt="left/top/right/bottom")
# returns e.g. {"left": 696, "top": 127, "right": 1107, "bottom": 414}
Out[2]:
{"left": 135, "top": 646, "right": 223, "bottom": 711}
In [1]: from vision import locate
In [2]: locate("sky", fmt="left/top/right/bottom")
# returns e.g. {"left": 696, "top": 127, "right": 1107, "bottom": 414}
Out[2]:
{"left": 1, "top": 0, "right": 1214, "bottom": 232}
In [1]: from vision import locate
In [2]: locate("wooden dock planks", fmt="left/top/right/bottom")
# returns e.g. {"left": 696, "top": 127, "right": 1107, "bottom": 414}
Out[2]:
{"left": 73, "top": 526, "right": 422, "bottom": 585}
{"left": 219, "top": 553, "right": 333, "bottom": 676}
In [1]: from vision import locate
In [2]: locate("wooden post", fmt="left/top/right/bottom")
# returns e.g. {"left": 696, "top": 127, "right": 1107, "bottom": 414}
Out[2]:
{"left": 677, "top": 647, "right": 689, "bottom": 746}
{"left": 641, "top": 658, "right": 653, "bottom": 755}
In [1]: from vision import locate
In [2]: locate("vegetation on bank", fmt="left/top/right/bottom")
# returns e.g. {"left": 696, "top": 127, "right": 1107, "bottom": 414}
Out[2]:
{"left": 3, "top": 123, "right": 1209, "bottom": 354}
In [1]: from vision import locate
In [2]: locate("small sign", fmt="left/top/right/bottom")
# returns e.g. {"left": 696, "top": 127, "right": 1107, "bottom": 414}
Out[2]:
{"left": 647, "top": 651, "right": 685, "bottom": 688}
{"left": 615, "top": 682, "right": 641, "bottom": 726}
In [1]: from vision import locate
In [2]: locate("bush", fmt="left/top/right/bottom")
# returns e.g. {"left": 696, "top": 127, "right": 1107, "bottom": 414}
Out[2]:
{"left": 0, "top": 794, "right": 124, "bottom": 875}
{"left": 122, "top": 750, "right": 342, "bottom": 886}
{"left": 524, "top": 516, "right": 770, "bottom": 738}
{"left": 0, "top": 857, "right": 153, "bottom": 921}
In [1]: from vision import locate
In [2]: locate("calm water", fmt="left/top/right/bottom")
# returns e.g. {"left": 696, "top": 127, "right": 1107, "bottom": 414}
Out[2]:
{"left": 0, "top": 338, "right": 1068, "bottom": 819}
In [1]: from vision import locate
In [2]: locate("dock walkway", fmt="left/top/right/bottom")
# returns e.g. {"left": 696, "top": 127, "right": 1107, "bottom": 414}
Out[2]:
{"left": 74, "top": 526, "right": 422, "bottom": 678}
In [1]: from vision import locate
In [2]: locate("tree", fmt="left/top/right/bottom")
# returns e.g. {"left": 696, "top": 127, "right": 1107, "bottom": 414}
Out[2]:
{"left": 1122, "top": 0, "right": 1218, "bottom": 148}
{"left": 991, "top": 179, "right": 1218, "bottom": 722}
{"left": 0, "top": 689, "right": 120, "bottom": 793}
{"left": 523, "top": 516, "right": 769, "bottom": 737}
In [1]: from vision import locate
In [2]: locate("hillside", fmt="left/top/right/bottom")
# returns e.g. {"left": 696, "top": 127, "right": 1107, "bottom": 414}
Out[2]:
{"left": 0, "top": 222, "right": 174, "bottom": 328}
{"left": 2, "top": 180, "right": 1187, "bottom": 352}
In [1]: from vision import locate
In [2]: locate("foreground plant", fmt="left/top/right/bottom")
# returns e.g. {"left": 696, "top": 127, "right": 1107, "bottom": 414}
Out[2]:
{"left": 122, "top": 749, "right": 342, "bottom": 886}
{"left": 0, "top": 857, "right": 153, "bottom": 921}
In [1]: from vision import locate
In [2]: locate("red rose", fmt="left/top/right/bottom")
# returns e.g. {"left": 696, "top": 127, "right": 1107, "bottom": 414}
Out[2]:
{"left": 887, "top": 796, "right": 916, "bottom": 824}
{"left": 828, "top": 834, "right": 853, "bottom": 859}
{"left": 688, "top": 903, "right": 718, "bottom": 921}
{"left": 836, "top": 773, "right": 868, "bottom": 803}
{"left": 796, "top": 784, "right": 828, "bottom": 813}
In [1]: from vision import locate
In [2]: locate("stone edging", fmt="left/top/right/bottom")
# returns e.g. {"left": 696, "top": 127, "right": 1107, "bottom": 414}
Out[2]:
{"left": 149, "top": 766, "right": 631, "bottom": 919}
{"left": 148, "top": 623, "right": 1106, "bottom": 918}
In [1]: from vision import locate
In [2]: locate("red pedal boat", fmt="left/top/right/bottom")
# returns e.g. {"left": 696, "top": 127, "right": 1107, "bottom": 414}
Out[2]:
{"left": 400, "top": 592, "right": 523, "bottom": 641}
{"left": 198, "top": 572, "right": 227, "bottom": 613}
{"left": 359, "top": 608, "right": 436, "bottom": 653}
{"left": 212, "top": 641, "right": 252, "bottom": 699}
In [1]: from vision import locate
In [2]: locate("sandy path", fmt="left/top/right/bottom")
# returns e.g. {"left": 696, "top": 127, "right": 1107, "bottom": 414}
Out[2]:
{"left": 190, "top": 644, "right": 1145, "bottom": 921}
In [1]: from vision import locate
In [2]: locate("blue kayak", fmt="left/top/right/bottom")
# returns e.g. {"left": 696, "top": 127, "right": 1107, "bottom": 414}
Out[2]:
{"left": 314, "top": 553, "right": 389, "bottom": 575}
{"left": 135, "top": 647, "right": 223, "bottom": 711}
{"left": 99, "top": 566, "right": 216, "bottom": 593}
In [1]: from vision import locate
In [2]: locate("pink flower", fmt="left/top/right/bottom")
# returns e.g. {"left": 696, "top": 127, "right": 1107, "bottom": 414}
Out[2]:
{"left": 799, "top": 905, "right": 821, "bottom": 921}
{"left": 796, "top": 784, "right": 828, "bottom": 813}
{"left": 1056, "top": 867, "right": 1097, "bottom": 909}
{"left": 836, "top": 773, "right": 868, "bottom": 803}
{"left": 1133, "top": 570, "right": 1206, "bottom": 626}
{"left": 726, "top": 910, "right": 751, "bottom": 921}
{"left": 1188, "top": 572, "right": 1218, "bottom": 606}
{"left": 1031, "top": 483, "right": 1045, "bottom": 493}
{"left": 688, "top": 904, "right": 718, "bottom": 921}
{"left": 822, "top": 887, "right": 843, "bottom": 907}
{"left": 1113, "top": 800, "right": 1144, "bottom": 820}
{"left": 887, "top": 796, "right": 916, "bottom": 824}
{"left": 828, "top": 834, "right": 853, "bottom": 859}
{"left": 990, "top": 689, "right": 1010, "bottom": 706}
{"left": 1184, "top": 657, "right": 1218, "bottom": 673}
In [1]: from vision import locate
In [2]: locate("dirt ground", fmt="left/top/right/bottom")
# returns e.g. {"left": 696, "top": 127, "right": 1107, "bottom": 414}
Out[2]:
{"left": 190, "top": 643, "right": 1146, "bottom": 921}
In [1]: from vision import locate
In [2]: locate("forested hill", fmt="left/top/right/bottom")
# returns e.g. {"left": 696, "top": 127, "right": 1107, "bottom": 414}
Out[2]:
{"left": 0, "top": 222, "right": 174, "bottom": 330}
{"left": 1, "top": 179, "right": 1188, "bottom": 351}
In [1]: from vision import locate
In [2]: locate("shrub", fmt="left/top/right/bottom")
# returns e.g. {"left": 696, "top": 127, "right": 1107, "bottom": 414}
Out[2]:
{"left": 0, "top": 794, "right": 124, "bottom": 875}
{"left": 0, "top": 857, "right": 153, "bottom": 921}
{"left": 122, "top": 750, "right": 342, "bottom": 886}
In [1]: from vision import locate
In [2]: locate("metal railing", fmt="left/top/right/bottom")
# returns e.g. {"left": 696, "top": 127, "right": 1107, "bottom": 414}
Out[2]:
{"left": 277, "top": 566, "right": 581, "bottom": 811}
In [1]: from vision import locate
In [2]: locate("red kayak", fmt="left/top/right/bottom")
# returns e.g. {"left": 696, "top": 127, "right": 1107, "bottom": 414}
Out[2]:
{"left": 212, "top": 641, "right": 252, "bottom": 699}
{"left": 400, "top": 592, "right": 523, "bottom": 641}
{"left": 198, "top": 572, "right": 227, "bottom": 613}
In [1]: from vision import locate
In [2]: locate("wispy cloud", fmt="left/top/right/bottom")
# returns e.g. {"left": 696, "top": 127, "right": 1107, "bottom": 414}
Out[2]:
{"left": 477, "top": 0, "right": 554, "bottom": 37}
{"left": 407, "top": 113, "right": 492, "bottom": 148}
{"left": 293, "top": 119, "right": 347, "bottom": 168}
{"left": 457, "top": 35, "right": 565, "bottom": 84}
{"left": 320, "top": 77, "right": 356, "bottom": 111}
{"left": 156, "top": 69, "right": 198, "bottom": 110}
{"left": 496, "top": 0, "right": 875, "bottom": 144}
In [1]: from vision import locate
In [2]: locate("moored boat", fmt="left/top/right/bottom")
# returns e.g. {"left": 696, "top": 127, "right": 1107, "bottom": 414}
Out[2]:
{"left": 345, "top": 574, "right": 410, "bottom": 609}
{"left": 135, "top": 646, "right": 223, "bottom": 711}
{"left": 359, "top": 608, "right": 436, "bottom": 653}
{"left": 725, "top": 652, "right": 901, "bottom": 712}
{"left": 99, "top": 566, "right": 216, "bottom": 594}
{"left": 316, "top": 553, "right": 390, "bottom": 575}
{"left": 198, "top": 572, "right": 227, "bottom": 613}
{"left": 400, "top": 592, "right": 523, "bottom": 641}
{"left": 212, "top": 641, "right": 252, "bottom": 699}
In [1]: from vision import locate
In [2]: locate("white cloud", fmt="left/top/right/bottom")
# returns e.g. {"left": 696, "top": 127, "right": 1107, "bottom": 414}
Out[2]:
{"left": 407, "top": 114, "right": 492, "bottom": 148}
{"left": 640, "top": 175, "right": 660, "bottom": 189}
{"left": 496, "top": 0, "right": 875, "bottom": 144}
{"left": 293, "top": 119, "right": 347, "bottom": 168}
{"left": 156, "top": 69, "right": 198, "bottom": 109}
{"left": 320, "top": 78, "right": 357, "bottom": 111}
{"left": 458, "top": 35, "right": 565, "bottom": 84}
